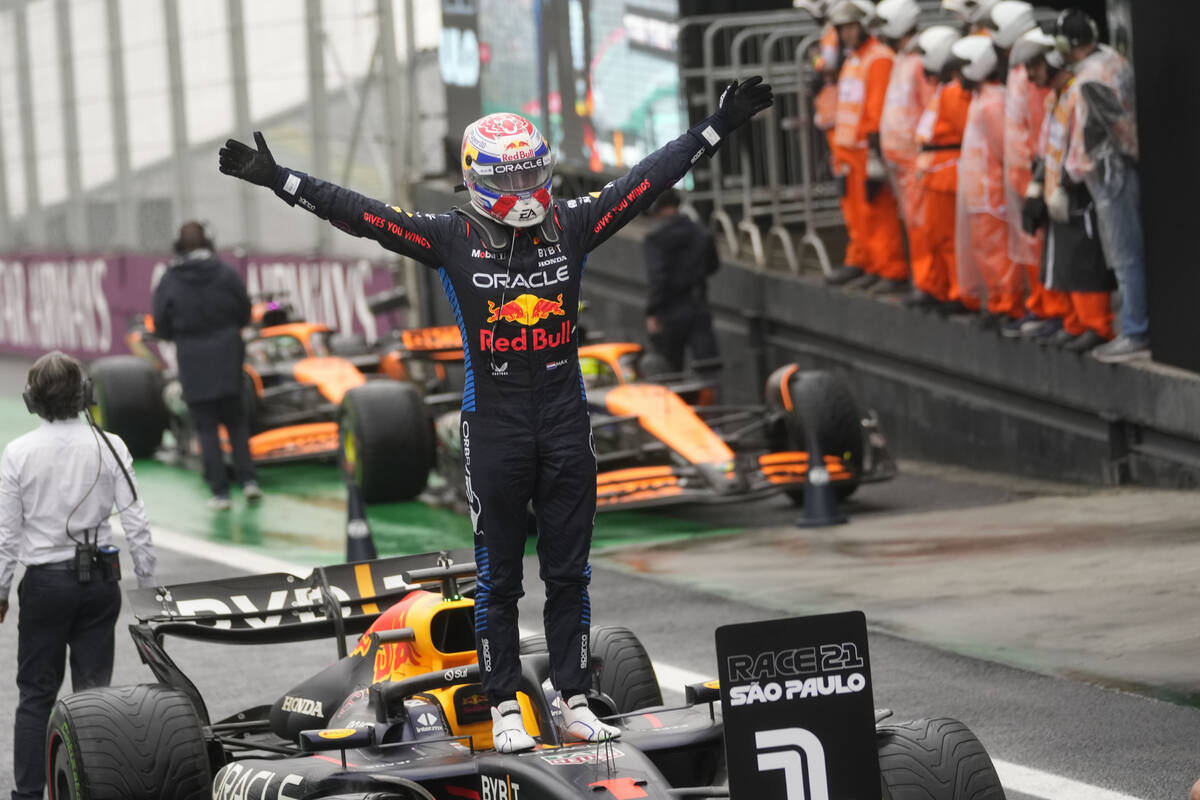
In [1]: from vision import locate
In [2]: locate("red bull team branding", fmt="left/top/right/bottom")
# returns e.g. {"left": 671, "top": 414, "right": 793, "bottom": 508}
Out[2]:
{"left": 481, "top": 293, "right": 570, "bottom": 352}
{"left": 485, "top": 293, "right": 566, "bottom": 325}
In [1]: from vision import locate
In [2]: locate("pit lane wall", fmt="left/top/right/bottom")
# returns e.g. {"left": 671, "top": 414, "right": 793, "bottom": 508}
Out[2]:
{"left": 0, "top": 253, "right": 398, "bottom": 360}
{"left": 415, "top": 181, "right": 1200, "bottom": 489}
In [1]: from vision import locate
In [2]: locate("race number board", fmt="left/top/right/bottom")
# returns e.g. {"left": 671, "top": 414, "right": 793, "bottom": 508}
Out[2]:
{"left": 716, "top": 612, "right": 881, "bottom": 800}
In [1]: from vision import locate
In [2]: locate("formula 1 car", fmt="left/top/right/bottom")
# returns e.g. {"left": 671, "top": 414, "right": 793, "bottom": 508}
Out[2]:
{"left": 421, "top": 339, "right": 896, "bottom": 511}
{"left": 88, "top": 290, "right": 438, "bottom": 502}
{"left": 47, "top": 550, "right": 1005, "bottom": 800}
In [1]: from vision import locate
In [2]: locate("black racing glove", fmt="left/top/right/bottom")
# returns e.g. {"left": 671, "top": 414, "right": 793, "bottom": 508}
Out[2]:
{"left": 716, "top": 75, "right": 775, "bottom": 131}
{"left": 218, "top": 131, "right": 277, "bottom": 187}
{"left": 1022, "top": 196, "right": 1048, "bottom": 234}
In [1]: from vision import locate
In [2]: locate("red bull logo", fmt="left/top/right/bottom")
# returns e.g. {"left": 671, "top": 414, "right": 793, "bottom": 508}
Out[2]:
{"left": 480, "top": 321, "right": 571, "bottom": 353}
{"left": 485, "top": 293, "right": 565, "bottom": 326}
{"left": 504, "top": 140, "right": 530, "bottom": 150}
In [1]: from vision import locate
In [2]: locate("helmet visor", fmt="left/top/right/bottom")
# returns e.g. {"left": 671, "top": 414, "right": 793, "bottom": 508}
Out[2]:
{"left": 472, "top": 154, "right": 553, "bottom": 194}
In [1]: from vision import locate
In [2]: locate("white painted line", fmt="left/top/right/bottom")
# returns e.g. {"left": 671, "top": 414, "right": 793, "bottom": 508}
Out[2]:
{"left": 145, "top": 527, "right": 1149, "bottom": 800}
{"left": 990, "top": 762, "right": 1147, "bottom": 800}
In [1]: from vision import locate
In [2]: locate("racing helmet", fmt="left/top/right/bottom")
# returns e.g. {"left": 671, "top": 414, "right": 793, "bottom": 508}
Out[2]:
{"left": 990, "top": 1, "right": 1037, "bottom": 49}
{"left": 918, "top": 25, "right": 961, "bottom": 73}
{"left": 461, "top": 113, "right": 554, "bottom": 228}
{"left": 952, "top": 34, "right": 1000, "bottom": 82}
{"left": 875, "top": 0, "right": 921, "bottom": 40}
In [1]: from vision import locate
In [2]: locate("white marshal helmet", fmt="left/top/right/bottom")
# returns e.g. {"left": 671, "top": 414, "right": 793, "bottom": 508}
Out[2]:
{"left": 461, "top": 112, "right": 554, "bottom": 228}
{"left": 794, "top": 0, "right": 830, "bottom": 20}
{"left": 1009, "top": 26, "right": 1054, "bottom": 65}
{"left": 827, "top": 0, "right": 873, "bottom": 27}
{"left": 968, "top": 0, "right": 1000, "bottom": 23}
{"left": 918, "top": 25, "right": 961, "bottom": 73}
{"left": 942, "top": 0, "right": 998, "bottom": 24}
{"left": 875, "top": 0, "right": 921, "bottom": 39}
{"left": 952, "top": 34, "right": 999, "bottom": 82}
{"left": 991, "top": 1, "right": 1037, "bottom": 48}
{"left": 941, "top": 0, "right": 973, "bottom": 21}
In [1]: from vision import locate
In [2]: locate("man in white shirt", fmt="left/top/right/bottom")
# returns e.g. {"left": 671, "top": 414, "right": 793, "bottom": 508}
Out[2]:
{"left": 0, "top": 351, "right": 157, "bottom": 800}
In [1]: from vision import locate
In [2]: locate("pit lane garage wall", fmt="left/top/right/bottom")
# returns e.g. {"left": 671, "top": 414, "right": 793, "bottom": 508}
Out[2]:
{"left": 413, "top": 179, "right": 1200, "bottom": 492}
{"left": 0, "top": 253, "right": 399, "bottom": 360}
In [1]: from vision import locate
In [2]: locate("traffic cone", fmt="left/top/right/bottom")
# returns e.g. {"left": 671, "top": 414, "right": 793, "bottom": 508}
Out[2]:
{"left": 794, "top": 412, "right": 848, "bottom": 528}
{"left": 345, "top": 480, "right": 378, "bottom": 562}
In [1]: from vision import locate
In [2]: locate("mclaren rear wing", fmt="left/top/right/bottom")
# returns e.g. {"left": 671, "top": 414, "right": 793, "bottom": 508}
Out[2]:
{"left": 395, "top": 325, "right": 465, "bottom": 362}
{"left": 129, "top": 549, "right": 475, "bottom": 645}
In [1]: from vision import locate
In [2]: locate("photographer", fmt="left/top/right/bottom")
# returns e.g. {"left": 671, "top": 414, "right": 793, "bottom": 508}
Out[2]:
{"left": 0, "top": 351, "right": 157, "bottom": 800}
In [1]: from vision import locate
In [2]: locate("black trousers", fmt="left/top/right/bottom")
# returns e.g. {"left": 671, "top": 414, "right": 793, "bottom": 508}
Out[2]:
{"left": 188, "top": 394, "right": 256, "bottom": 497}
{"left": 649, "top": 306, "right": 719, "bottom": 374}
{"left": 464, "top": 398, "right": 597, "bottom": 705}
{"left": 13, "top": 565, "right": 121, "bottom": 800}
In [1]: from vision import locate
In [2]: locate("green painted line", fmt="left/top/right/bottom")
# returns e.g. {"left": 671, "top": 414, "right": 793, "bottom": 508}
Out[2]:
{"left": 0, "top": 397, "right": 743, "bottom": 563}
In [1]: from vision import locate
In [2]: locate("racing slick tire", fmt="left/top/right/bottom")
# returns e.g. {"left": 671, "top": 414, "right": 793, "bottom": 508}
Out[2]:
{"left": 590, "top": 625, "right": 663, "bottom": 712}
{"left": 46, "top": 684, "right": 210, "bottom": 800}
{"left": 339, "top": 382, "right": 432, "bottom": 503}
{"left": 89, "top": 356, "right": 168, "bottom": 458}
{"left": 876, "top": 717, "right": 1006, "bottom": 800}
{"left": 768, "top": 368, "right": 864, "bottom": 504}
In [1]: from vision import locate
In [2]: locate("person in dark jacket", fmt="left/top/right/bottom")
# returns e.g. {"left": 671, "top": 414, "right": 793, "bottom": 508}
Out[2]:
{"left": 642, "top": 189, "right": 720, "bottom": 374}
{"left": 152, "top": 222, "right": 259, "bottom": 509}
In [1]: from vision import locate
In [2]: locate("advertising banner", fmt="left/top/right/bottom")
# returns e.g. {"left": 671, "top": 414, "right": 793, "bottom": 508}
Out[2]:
{"left": 0, "top": 253, "right": 399, "bottom": 360}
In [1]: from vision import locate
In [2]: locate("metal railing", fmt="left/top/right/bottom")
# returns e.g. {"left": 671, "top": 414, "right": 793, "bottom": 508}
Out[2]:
{"left": 681, "top": 3, "right": 964, "bottom": 275}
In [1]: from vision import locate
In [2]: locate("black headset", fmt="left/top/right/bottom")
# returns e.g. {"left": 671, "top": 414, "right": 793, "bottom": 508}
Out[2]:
{"left": 23, "top": 365, "right": 94, "bottom": 419}
{"left": 23, "top": 357, "right": 138, "bottom": 503}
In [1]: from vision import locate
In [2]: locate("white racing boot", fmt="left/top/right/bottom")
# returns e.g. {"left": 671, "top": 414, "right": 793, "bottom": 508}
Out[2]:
{"left": 556, "top": 694, "right": 621, "bottom": 742}
{"left": 490, "top": 700, "right": 536, "bottom": 753}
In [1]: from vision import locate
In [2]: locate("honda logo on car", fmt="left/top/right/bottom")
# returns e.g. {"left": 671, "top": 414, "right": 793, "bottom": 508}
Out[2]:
{"left": 727, "top": 642, "right": 866, "bottom": 706}
{"left": 280, "top": 695, "right": 324, "bottom": 716}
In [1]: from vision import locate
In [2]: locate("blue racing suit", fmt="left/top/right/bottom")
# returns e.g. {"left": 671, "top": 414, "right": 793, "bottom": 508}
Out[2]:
{"left": 266, "top": 112, "right": 735, "bottom": 702}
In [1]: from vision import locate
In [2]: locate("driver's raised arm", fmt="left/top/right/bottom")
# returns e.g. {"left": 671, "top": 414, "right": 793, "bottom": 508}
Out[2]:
{"left": 562, "top": 77, "right": 773, "bottom": 253}
{"left": 218, "top": 132, "right": 457, "bottom": 268}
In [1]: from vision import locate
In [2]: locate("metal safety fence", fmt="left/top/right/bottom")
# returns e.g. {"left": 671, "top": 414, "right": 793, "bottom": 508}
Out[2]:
{"left": 681, "top": 3, "right": 958, "bottom": 276}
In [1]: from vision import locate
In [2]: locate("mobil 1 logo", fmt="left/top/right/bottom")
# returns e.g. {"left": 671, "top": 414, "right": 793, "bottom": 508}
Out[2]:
{"left": 716, "top": 612, "right": 880, "bottom": 800}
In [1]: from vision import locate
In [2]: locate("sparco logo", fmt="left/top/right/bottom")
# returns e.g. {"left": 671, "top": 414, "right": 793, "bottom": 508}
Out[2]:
{"left": 756, "top": 727, "right": 829, "bottom": 800}
{"left": 481, "top": 637, "right": 493, "bottom": 672}
{"left": 580, "top": 633, "right": 589, "bottom": 668}
{"left": 280, "top": 696, "right": 324, "bottom": 716}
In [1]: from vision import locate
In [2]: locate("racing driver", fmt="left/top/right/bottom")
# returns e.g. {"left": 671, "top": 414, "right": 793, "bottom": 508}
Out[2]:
{"left": 218, "top": 77, "right": 773, "bottom": 752}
